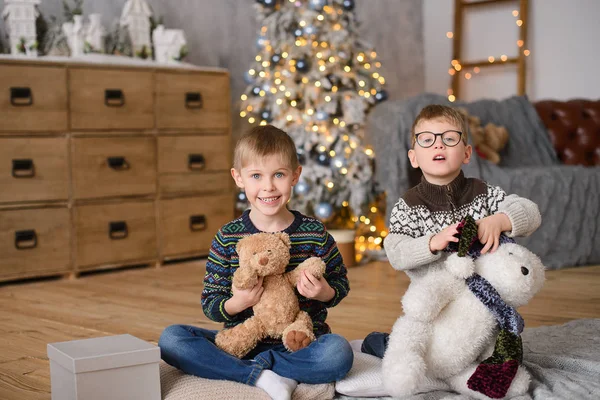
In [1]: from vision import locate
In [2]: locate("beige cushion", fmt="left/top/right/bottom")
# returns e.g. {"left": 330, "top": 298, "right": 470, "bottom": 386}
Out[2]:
{"left": 335, "top": 351, "right": 388, "bottom": 398}
{"left": 160, "top": 361, "right": 334, "bottom": 400}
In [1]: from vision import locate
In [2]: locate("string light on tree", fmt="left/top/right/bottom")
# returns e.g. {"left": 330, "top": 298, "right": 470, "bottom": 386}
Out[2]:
{"left": 240, "top": 0, "right": 388, "bottom": 260}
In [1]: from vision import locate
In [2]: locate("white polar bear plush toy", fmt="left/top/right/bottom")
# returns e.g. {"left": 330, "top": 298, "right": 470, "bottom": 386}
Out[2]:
{"left": 382, "top": 234, "right": 545, "bottom": 399}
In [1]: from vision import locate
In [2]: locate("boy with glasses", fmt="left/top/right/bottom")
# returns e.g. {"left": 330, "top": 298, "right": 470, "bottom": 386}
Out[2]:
{"left": 360, "top": 104, "right": 541, "bottom": 358}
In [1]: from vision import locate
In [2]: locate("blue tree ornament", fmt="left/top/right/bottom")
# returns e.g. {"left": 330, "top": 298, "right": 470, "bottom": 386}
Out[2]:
{"left": 296, "top": 58, "right": 310, "bottom": 72}
{"left": 375, "top": 89, "right": 388, "bottom": 102}
{"left": 294, "top": 180, "right": 310, "bottom": 195}
{"left": 260, "top": 109, "right": 273, "bottom": 122}
{"left": 315, "top": 110, "right": 329, "bottom": 121}
{"left": 315, "top": 202, "right": 333, "bottom": 220}
{"left": 317, "top": 152, "right": 330, "bottom": 166}
{"left": 342, "top": 0, "right": 355, "bottom": 11}
{"left": 271, "top": 53, "right": 282, "bottom": 65}
{"left": 309, "top": 0, "right": 327, "bottom": 11}
{"left": 244, "top": 70, "right": 255, "bottom": 84}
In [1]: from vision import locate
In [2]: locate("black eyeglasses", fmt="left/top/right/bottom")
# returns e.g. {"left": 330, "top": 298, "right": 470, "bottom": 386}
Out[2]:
{"left": 414, "top": 130, "right": 463, "bottom": 148}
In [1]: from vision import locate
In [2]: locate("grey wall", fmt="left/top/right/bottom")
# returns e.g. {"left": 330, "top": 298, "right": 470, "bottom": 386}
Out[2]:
{"left": 0, "top": 0, "right": 424, "bottom": 142}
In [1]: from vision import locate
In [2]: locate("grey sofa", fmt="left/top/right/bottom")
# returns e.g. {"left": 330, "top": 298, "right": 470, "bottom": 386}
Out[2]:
{"left": 366, "top": 93, "right": 600, "bottom": 269}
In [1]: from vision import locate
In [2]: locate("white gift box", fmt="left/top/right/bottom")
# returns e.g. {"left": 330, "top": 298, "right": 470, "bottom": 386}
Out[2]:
{"left": 47, "top": 334, "right": 161, "bottom": 400}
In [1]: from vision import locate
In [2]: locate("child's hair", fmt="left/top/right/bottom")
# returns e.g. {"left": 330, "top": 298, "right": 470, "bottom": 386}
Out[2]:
{"left": 233, "top": 125, "right": 299, "bottom": 170}
{"left": 410, "top": 104, "right": 469, "bottom": 147}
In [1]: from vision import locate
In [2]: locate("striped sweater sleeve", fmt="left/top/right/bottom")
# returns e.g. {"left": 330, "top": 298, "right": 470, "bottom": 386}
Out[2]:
{"left": 318, "top": 231, "right": 350, "bottom": 308}
{"left": 201, "top": 230, "right": 240, "bottom": 323}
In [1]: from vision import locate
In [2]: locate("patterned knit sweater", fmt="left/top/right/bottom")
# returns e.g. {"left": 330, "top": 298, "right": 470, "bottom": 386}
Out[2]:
{"left": 384, "top": 171, "right": 541, "bottom": 279}
{"left": 202, "top": 209, "right": 350, "bottom": 339}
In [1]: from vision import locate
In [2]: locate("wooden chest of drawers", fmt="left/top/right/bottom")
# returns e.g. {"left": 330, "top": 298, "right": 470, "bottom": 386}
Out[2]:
{"left": 0, "top": 58, "right": 234, "bottom": 282}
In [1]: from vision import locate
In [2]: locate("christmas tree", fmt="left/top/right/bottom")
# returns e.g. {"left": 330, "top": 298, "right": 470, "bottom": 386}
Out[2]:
{"left": 240, "top": 0, "right": 387, "bottom": 230}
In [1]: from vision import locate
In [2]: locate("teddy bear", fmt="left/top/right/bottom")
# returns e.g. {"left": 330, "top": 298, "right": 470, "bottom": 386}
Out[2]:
{"left": 214, "top": 232, "right": 326, "bottom": 358}
{"left": 457, "top": 107, "right": 509, "bottom": 164}
{"left": 382, "top": 217, "right": 545, "bottom": 400}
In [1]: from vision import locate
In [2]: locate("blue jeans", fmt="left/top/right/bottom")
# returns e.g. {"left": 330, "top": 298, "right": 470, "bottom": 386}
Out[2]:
{"left": 361, "top": 331, "right": 389, "bottom": 359}
{"left": 158, "top": 324, "right": 354, "bottom": 385}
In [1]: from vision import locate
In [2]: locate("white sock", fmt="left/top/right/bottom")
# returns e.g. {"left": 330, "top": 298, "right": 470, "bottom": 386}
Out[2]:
{"left": 255, "top": 369, "right": 298, "bottom": 400}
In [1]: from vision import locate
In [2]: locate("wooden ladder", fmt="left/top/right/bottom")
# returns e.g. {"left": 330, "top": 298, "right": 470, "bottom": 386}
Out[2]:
{"left": 450, "top": 0, "right": 529, "bottom": 100}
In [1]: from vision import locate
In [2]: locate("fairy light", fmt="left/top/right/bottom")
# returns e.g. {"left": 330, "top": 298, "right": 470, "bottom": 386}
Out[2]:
{"left": 241, "top": 94, "right": 247, "bottom": 101}
{"left": 447, "top": 7, "right": 528, "bottom": 99}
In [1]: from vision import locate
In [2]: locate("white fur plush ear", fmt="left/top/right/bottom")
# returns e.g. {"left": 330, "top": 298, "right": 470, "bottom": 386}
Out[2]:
{"left": 446, "top": 253, "right": 475, "bottom": 279}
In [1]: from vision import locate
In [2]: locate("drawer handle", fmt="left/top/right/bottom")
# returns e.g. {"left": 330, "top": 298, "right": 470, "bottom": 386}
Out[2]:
{"left": 10, "top": 87, "right": 33, "bottom": 106}
{"left": 108, "top": 221, "right": 128, "bottom": 240}
{"left": 188, "top": 154, "right": 206, "bottom": 170}
{"left": 105, "top": 89, "right": 125, "bottom": 107}
{"left": 12, "top": 159, "right": 35, "bottom": 178}
{"left": 189, "top": 215, "right": 207, "bottom": 232}
{"left": 107, "top": 156, "right": 130, "bottom": 170}
{"left": 15, "top": 229, "right": 37, "bottom": 250}
{"left": 185, "top": 92, "right": 203, "bottom": 109}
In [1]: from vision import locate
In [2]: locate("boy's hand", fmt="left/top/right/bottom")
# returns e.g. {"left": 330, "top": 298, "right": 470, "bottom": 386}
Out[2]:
{"left": 476, "top": 213, "right": 512, "bottom": 254}
{"left": 297, "top": 270, "right": 335, "bottom": 302}
{"left": 429, "top": 223, "right": 460, "bottom": 252}
{"left": 225, "top": 276, "right": 264, "bottom": 315}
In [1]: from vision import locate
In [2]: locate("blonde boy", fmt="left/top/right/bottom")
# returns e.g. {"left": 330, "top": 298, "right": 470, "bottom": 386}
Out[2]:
{"left": 159, "top": 125, "right": 353, "bottom": 400}
{"left": 361, "top": 104, "right": 541, "bottom": 358}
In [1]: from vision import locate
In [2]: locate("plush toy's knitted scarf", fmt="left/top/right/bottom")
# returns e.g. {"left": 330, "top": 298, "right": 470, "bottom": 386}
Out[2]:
{"left": 448, "top": 216, "right": 524, "bottom": 399}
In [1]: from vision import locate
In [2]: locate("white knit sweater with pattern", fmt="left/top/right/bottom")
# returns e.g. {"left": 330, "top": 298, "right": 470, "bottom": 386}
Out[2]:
{"left": 384, "top": 171, "right": 541, "bottom": 280}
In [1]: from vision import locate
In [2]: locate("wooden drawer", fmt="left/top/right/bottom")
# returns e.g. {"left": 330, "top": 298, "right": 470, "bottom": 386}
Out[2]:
{"left": 159, "top": 194, "right": 234, "bottom": 258}
{"left": 72, "top": 137, "right": 156, "bottom": 200}
{"left": 69, "top": 68, "right": 154, "bottom": 130}
{"left": 156, "top": 71, "right": 229, "bottom": 130}
{"left": 74, "top": 201, "right": 156, "bottom": 269}
{"left": 0, "top": 64, "right": 68, "bottom": 132}
{"left": 0, "top": 207, "right": 71, "bottom": 282}
{"left": 158, "top": 135, "right": 231, "bottom": 195}
{"left": 0, "top": 137, "right": 69, "bottom": 203}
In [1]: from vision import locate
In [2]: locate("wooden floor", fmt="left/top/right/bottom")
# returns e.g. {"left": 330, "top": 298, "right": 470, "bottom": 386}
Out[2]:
{"left": 0, "top": 260, "right": 599, "bottom": 399}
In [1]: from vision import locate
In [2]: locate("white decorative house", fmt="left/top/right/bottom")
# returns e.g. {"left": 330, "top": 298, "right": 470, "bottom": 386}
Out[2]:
{"left": 2, "top": 0, "right": 41, "bottom": 56}
{"left": 62, "top": 14, "right": 85, "bottom": 57}
{"left": 120, "top": 0, "right": 153, "bottom": 57}
{"left": 84, "top": 13, "right": 106, "bottom": 53}
{"left": 152, "top": 25, "right": 187, "bottom": 64}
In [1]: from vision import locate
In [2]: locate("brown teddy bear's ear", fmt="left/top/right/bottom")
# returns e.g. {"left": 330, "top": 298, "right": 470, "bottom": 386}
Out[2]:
{"left": 274, "top": 232, "right": 291, "bottom": 249}
{"left": 236, "top": 235, "right": 249, "bottom": 256}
